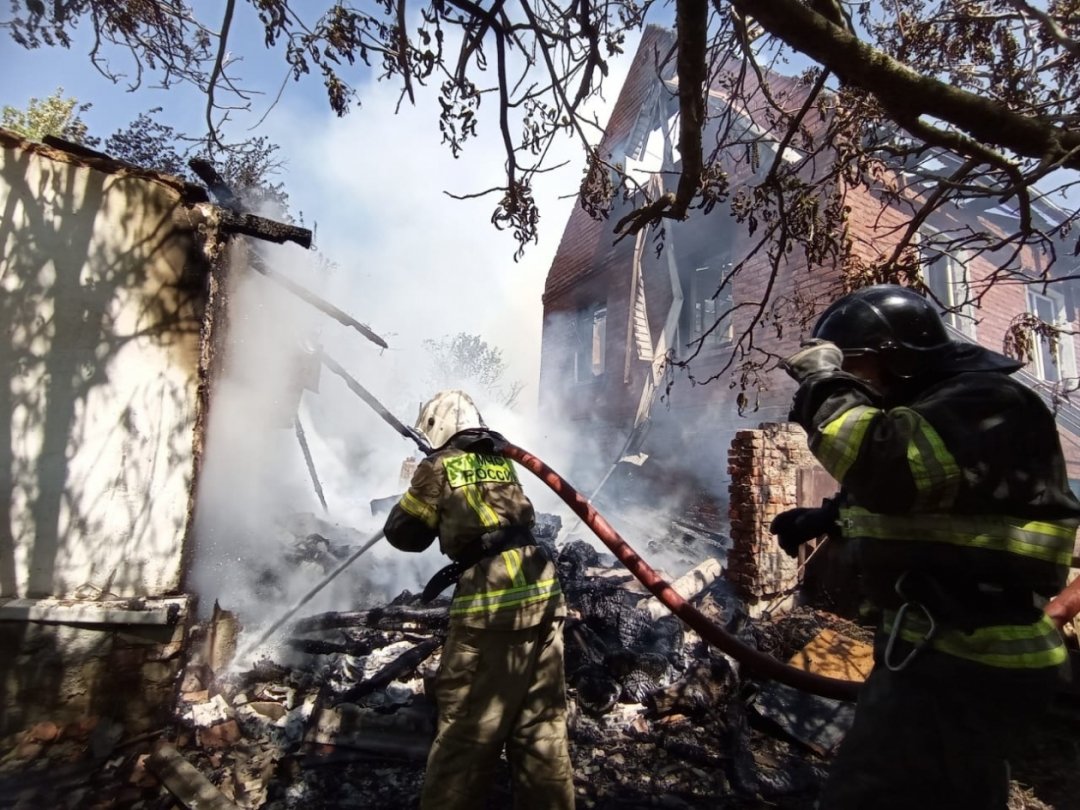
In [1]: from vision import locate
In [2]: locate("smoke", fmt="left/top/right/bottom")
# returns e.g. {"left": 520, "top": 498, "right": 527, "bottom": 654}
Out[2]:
{"left": 189, "top": 28, "right": 659, "bottom": 631}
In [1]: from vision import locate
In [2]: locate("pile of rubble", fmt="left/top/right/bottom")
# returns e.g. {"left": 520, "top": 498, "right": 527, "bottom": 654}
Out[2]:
{"left": 3, "top": 526, "right": 1078, "bottom": 809}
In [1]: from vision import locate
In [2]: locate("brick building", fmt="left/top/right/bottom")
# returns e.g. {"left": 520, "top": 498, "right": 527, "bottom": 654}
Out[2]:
{"left": 538, "top": 26, "right": 1080, "bottom": 542}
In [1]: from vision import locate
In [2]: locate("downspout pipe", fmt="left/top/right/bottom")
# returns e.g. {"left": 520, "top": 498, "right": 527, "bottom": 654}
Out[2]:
{"left": 497, "top": 439, "right": 862, "bottom": 702}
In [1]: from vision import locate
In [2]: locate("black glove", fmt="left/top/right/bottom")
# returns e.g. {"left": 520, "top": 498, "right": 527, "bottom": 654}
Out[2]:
{"left": 770, "top": 498, "right": 840, "bottom": 558}
{"left": 781, "top": 339, "right": 843, "bottom": 382}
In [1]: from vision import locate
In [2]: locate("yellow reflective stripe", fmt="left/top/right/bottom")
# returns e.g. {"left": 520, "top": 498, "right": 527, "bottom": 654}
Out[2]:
{"left": 450, "top": 579, "right": 562, "bottom": 616}
{"left": 502, "top": 549, "right": 527, "bottom": 588}
{"left": 400, "top": 491, "right": 437, "bottom": 528}
{"left": 898, "top": 408, "right": 961, "bottom": 510}
{"left": 814, "top": 405, "right": 877, "bottom": 482}
{"left": 841, "top": 506, "right": 1077, "bottom": 565}
{"left": 462, "top": 484, "right": 501, "bottom": 529}
{"left": 884, "top": 612, "right": 1066, "bottom": 669}
{"left": 451, "top": 578, "right": 561, "bottom": 604}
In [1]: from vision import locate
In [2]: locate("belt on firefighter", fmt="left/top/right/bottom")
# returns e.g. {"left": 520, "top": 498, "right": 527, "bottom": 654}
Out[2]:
{"left": 420, "top": 526, "right": 536, "bottom": 604}
{"left": 883, "top": 571, "right": 1045, "bottom": 671}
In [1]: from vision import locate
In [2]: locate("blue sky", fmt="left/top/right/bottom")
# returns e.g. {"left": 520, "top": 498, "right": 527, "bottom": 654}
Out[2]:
{"left": 0, "top": 5, "right": 647, "bottom": 410}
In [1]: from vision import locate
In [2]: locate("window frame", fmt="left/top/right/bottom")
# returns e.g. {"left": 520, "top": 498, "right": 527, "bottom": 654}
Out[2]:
{"left": 919, "top": 233, "right": 977, "bottom": 340}
{"left": 1026, "top": 286, "right": 1077, "bottom": 383}
{"left": 684, "top": 263, "right": 735, "bottom": 355}
{"left": 574, "top": 302, "right": 607, "bottom": 383}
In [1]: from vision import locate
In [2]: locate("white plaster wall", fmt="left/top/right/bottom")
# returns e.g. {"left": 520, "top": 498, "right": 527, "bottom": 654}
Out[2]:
{"left": 0, "top": 141, "right": 204, "bottom": 598}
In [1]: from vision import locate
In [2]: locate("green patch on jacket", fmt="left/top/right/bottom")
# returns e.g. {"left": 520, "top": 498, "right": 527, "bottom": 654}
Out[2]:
{"left": 443, "top": 453, "right": 519, "bottom": 488}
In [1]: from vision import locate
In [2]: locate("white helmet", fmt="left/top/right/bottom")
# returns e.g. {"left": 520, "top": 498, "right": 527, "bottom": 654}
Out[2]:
{"left": 414, "top": 390, "right": 485, "bottom": 450}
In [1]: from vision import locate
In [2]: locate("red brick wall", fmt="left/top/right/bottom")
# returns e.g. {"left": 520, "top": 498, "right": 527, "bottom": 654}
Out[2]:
{"left": 727, "top": 422, "right": 823, "bottom": 603}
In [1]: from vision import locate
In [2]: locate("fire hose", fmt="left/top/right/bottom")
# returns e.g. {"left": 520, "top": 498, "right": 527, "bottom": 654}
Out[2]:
{"left": 283, "top": 364, "right": 862, "bottom": 699}
{"left": 494, "top": 439, "right": 862, "bottom": 702}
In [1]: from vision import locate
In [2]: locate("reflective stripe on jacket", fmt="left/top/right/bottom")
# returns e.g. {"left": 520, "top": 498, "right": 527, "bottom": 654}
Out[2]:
{"left": 385, "top": 442, "right": 565, "bottom": 630}
{"left": 883, "top": 609, "right": 1067, "bottom": 669}
{"left": 840, "top": 506, "right": 1078, "bottom": 567}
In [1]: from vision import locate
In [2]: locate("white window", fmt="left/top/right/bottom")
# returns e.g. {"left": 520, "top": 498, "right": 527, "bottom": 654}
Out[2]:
{"left": 922, "top": 246, "right": 976, "bottom": 339}
{"left": 575, "top": 304, "right": 607, "bottom": 382}
{"left": 687, "top": 265, "right": 734, "bottom": 350}
{"left": 1026, "top": 287, "right": 1077, "bottom": 383}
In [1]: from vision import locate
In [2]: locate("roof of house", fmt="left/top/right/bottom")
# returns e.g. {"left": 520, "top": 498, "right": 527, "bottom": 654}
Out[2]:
{"left": 542, "top": 26, "right": 829, "bottom": 303}
{"left": 543, "top": 26, "right": 677, "bottom": 303}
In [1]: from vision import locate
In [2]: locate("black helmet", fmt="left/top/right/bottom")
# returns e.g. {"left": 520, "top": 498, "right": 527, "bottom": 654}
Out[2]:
{"left": 812, "top": 285, "right": 952, "bottom": 356}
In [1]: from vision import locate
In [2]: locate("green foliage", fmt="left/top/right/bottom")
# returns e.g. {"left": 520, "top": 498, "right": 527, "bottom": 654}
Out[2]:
{"left": 423, "top": 333, "right": 525, "bottom": 408}
{"left": 1, "top": 88, "right": 287, "bottom": 213}
{"left": 1, "top": 88, "right": 99, "bottom": 146}
{"left": 102, "top": 108, "right": 189, "bottom": 177}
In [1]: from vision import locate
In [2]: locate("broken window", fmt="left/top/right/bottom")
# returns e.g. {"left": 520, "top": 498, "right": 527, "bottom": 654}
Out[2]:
{"left": 687, "top": 264, "right": 734, "bottom": 350}
{"left": 676, "top": 217, "right": 736, "bottom": 357}
{"left": 1026, "top": 287, "right": 1077, "bottom": 383}
{"left": 576, "top": 304, "right": 607, "bottom": 381}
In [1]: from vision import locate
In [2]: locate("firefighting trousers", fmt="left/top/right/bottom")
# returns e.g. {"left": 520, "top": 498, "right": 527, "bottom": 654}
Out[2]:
{"left": 819, "top": 640, "right": 1061, "bottom": 810}
{"left": 420, "top": 617, "right": 575, "bottom": 810}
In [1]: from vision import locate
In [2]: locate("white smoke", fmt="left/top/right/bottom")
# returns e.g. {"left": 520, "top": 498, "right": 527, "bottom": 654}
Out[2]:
{"left": 188, "top": 28, "right": 661, "bottom": 632}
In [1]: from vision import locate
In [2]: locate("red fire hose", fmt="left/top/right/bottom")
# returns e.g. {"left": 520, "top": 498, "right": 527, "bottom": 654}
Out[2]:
{"left": 498, "top": 441, "right": 862, "bottom": 702}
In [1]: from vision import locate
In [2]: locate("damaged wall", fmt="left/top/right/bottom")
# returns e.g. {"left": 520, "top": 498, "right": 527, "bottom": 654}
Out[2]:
{"left": 0, "top": 129, "right": 231, "bottom": 744}
{"left": 727, "top": 423, "right": 832, "bottom": 606}
{"left": 0, "top": 129, "right": 212, "bottom": 600}
{"left": 0, "top": 597, "right": 192, "bottom": 740}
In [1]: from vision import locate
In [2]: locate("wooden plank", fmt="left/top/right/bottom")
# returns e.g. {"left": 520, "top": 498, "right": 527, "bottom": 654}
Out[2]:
{"left": 787, "top": 628, "right": 873, "bottom": 683}
{"left": 147, "top": 742, "right": 239, "bottom": 810}
{"left": 796, "top": 466, "right": 838, "bottom": 508}
{"left": 751, "top": 680, "right": 855, "bottom": 755}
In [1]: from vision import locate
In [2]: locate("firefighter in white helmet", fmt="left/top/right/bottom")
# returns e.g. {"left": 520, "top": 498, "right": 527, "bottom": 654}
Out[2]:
{"left": 383, "top": 390, "right": 573, "bottom": 809}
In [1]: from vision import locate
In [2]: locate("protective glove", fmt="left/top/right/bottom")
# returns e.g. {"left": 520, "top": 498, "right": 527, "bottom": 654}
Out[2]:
{"left": 781, "top": 339, "right": 844, "bottom": 382}
{"left": 770, "top": 498, "right": 840, "bottom": 558}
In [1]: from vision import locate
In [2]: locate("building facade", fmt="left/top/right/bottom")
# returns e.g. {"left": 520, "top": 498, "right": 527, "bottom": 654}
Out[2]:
{"left": 539, "top": 27, "right": 1080, "bottom": 538}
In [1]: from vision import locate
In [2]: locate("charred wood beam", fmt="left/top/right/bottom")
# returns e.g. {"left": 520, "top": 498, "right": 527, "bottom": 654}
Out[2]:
{"left": 237, "top": 530, "right": 386, "bottom": 657}
{"left": 217, "top": 209, "right": 313, "bottom": 248}
{"left": 294, "top": 415, "right": 329, "bottom": 512}
{"left": 189, "top": 157, "right": 241, "bottom": 211}
{"left": 291, "top": 605, "right": 449, "bottom": 634}
{"left": 42, "top": 134, "right": 115, "bottom": 162}
{"left": 286, "top": 637, "right": 381, "bottom": 656}
{"left": 189, "top": 157, "right": 312, "bottom": 247}
{"left": 249, "top": 257, "right": 388, "bottom": 348}
{"left": 320, "top": 352, "right": 428, "bottom": 448}
{"left": 337, "top": 637, "right": 442, "bottom": 703}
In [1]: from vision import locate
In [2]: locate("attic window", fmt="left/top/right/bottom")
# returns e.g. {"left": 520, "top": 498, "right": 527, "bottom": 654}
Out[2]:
{"left": 575, "top": 303, "right": 607, "bottom": 382}
{"left": 624, "top": 114, "right": 680, "bottom": 185}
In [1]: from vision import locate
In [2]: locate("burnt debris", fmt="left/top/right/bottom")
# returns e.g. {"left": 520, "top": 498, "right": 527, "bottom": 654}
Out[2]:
{"left": 2, "top": 518, "right": 1075, "bottom": 809}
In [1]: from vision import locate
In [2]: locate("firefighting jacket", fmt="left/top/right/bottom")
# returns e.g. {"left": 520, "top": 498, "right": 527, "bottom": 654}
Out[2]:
{"left": 383, "top": 434, "right": 565, "bottom": 631}
{"left": 792, "top": 366, "right": 1080, "bottom": 670}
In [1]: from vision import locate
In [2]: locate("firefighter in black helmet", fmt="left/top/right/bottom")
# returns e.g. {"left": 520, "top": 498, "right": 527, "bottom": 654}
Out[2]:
{"left": 775, "top": 285, "right": 1078, "bottom": 809}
